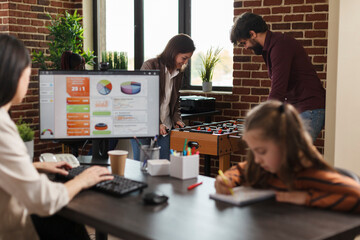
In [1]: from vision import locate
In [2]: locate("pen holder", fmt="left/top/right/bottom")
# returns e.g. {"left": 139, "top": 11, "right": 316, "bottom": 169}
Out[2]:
{"left": 170, "top": 154, "right": 199, "bottom": 180}
{"left": 140, "top": 145, "right": 161, "bottom": 172}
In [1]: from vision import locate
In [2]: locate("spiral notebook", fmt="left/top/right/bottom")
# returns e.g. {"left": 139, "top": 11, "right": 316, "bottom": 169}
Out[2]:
{"left": 209, "top": 186, "right": 276, "bottom": 206}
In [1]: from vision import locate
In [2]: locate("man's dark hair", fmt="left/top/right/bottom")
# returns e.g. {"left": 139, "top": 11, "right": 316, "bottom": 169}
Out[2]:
{"left": 0, "top": 34, "right": 31, "bottom": 108}
{"left": 158, "top": 33, "right": 195, "bottom": 71}
{"left": 230, "top": 12, "right": 268, "bottom": 44}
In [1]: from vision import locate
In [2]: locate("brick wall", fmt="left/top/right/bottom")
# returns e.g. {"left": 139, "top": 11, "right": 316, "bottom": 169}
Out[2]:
{"left": 0, "top": 0, "right": 83, "bottom": 160}
{"left": 183, "top": 0, "right": 328, "bottom": 176}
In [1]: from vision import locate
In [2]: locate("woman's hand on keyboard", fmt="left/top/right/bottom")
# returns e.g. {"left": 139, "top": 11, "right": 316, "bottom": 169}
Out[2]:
{"left": 34, "top": 161, "right": 72, "bottom": 176}
{"left": 65, "top": 166, "right": 114, "bottom": 200}
{"left": 75, "top": 166, "right": 114, "bottom": 190}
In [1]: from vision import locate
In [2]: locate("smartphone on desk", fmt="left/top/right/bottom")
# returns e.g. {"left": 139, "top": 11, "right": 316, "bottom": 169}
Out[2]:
{"left": 40, "top": 153, "right": 80, "bottom": 168}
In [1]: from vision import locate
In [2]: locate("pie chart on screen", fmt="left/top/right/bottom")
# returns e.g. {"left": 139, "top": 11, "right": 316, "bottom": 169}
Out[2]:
{"left": 95, "top": 123, "right": 108, "bottom": 130}
{"left": 97, "top": 80, "right": 112, "bottom": 95}
{"left": 121, "top": 81, "right": 141, "bottom": 94}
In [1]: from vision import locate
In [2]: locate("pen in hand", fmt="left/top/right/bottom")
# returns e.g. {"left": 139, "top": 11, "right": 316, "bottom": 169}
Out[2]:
{"left": 218, "top": 170, "right": 234, "bottom": 195}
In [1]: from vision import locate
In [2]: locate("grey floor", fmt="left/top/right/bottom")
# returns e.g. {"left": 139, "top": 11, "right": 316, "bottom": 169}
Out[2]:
{"left": 86, "top": 226, "right": 122, "bottom": 240}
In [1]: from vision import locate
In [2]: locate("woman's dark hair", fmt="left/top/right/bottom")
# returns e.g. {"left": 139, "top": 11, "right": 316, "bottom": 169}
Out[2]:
{"left": 230, "top": 12, "right": 268, "bottom": 44}
{"left": 243, "top": 100, "right": 333, "bottom": 189}
{"left": 158, "top": 34, "right": 195, "bottom": 71}
{"left": 61, "top": 51, "right": 85, "bottom": 70}
{"left": 0, "top": 34, "right": 31, "bottom": 108}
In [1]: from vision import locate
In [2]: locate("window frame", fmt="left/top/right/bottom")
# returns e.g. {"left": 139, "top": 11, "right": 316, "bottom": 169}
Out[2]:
{"left": 93, "top": 0, "right": 232, "bottom": 91}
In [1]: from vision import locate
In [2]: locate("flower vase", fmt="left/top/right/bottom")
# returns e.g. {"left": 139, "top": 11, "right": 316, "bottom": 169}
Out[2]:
{"left": 24, "top": 140, "right": 34, "bottom": 162}
{"left": 202, "top": 82, "right": 212, "bottom": 92}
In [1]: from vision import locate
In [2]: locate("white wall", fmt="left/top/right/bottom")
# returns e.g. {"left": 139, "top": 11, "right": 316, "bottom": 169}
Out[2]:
{"left": 325, "top": 0, "right": 360, "bottom": 175}
{"left": 83, "top": 0, "right": 93, "bottom": 69}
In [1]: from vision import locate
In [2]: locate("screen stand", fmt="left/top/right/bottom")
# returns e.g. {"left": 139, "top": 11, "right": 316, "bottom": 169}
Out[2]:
{"left": 78, "top": 139, "right": 110, "bottom": 166}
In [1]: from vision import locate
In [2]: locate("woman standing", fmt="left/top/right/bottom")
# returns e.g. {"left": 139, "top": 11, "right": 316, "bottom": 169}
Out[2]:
{"left": 131, "top": 34, "right": 195, "bottom": 160}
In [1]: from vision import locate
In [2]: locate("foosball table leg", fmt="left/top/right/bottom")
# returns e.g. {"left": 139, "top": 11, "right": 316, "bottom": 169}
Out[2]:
{"left": 204, "top": 155, "right": 211, "bottom": 176}
{"left": 219, "top": 154, "right": 230, "bottom": 171}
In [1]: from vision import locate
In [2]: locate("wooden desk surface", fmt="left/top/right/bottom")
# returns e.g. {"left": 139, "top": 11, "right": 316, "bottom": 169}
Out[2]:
{"left": 59, "top": 160, "right": 360, "bottom": 240}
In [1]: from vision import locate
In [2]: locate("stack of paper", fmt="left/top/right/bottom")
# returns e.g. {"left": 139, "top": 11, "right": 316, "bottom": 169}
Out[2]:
{"left": 209, "top": 186, "right": 276, "bottom": 206}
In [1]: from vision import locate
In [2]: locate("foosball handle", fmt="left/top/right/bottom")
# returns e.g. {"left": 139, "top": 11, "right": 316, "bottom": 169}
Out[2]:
{"left": 188, "top": 141, "right": 199, "bottom": 149}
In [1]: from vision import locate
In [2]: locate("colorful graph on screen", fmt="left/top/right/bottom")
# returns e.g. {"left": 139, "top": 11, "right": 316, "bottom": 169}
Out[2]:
{"left": 121, "top": 81, "right": 141, "bottom": 94}
{"left": 95, "top": 123, "right": 108, "bottom": 130}
{"left": 97, "top": 80, "right": 112, "bottom": 95}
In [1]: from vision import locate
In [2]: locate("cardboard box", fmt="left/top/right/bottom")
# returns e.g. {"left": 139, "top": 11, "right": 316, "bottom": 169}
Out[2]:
{"left": 147, "top": 159, "right": 170, "bottom": 176}
{"left": 170, "top": 154, "right": 199, "bottom": 180}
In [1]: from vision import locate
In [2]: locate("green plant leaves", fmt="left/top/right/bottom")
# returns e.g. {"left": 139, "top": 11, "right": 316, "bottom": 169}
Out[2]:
{"left": 16, "top": 117, "right": 34, "bottom": 142}
{"left": 101, "top": 51, "right": 128, "bottom": 70}
{"left": 32, "top": 10, "right": 96, "bottom": 70}
{"left": 199, "top": 47, "right": 222, "bottom": 82}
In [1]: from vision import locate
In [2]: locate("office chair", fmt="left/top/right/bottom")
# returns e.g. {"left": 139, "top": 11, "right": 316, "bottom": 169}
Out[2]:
{"left": 335, "top": 167, "right": 360, "bottom": 183}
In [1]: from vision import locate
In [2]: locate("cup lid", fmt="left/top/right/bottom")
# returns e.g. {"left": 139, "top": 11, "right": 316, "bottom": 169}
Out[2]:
{"left": 108, "top": 150, "right": 128, "bottom": 155}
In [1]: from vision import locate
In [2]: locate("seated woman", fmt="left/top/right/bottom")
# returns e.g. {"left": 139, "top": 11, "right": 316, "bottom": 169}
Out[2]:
{"left": 215, "top": 100, "right": 360, "bottom": 213}
{"left": 0, "top": 34, "right": 113, "bottom": 239}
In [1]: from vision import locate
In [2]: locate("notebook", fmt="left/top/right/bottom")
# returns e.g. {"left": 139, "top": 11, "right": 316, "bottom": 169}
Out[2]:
{"left": 209, "top": 186, "right": 276, "bottom": 206}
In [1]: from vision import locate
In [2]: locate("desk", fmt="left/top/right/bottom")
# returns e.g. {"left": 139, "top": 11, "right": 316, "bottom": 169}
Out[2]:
{"left": 59, "top": 160, "right": 360, "bottom": 240}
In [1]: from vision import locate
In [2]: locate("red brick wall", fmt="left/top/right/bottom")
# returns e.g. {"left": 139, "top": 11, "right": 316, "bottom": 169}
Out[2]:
{"left": 183, "top": 0, "right": 328, "bottom": 175}
{"left": 0, "top": 0, "right": 83, "bottom": 160}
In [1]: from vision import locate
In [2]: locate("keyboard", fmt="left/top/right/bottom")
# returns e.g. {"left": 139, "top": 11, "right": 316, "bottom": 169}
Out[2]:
{"left": 57, "top": 165, "right": 147, "bottom": 197}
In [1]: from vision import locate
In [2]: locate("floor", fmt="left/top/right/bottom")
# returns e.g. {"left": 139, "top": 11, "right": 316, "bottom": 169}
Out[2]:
{"left": 86, "top": 226, "right": 360, "bottom": 240}
{"left": 86, "top": 226, "right": 122, "bottom": 240}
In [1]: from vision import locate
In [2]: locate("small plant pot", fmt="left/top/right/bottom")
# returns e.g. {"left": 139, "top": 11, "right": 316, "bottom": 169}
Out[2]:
{"left": 24, "top": 140, "right": 34, "bottom": 162}
{"left": 202, "top": 82, "right": 212, "bottom": 92}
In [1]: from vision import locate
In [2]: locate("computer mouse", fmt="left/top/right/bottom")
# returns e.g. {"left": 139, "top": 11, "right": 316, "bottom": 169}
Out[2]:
{"left": 143, "top": 191, "right": 169, "bottom": 205}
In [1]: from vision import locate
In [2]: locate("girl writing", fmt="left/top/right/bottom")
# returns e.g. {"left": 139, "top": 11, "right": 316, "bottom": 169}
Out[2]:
{"left": 215, "top": 100, "right": 360, "bottom": 212}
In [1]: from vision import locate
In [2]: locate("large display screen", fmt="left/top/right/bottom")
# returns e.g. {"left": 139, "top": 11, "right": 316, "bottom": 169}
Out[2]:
{"left": 39, "top": 70, "right": 159, "bottom": 140}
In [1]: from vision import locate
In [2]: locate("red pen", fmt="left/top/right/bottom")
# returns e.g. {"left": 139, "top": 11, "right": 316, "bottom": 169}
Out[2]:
{"left": 187, "top": 181, "right": 203, "bottom": 190}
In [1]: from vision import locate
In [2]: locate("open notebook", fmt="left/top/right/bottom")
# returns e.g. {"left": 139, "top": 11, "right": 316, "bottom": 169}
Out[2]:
{"left": 209, "top": 186, "right": 276, "bottom": 206}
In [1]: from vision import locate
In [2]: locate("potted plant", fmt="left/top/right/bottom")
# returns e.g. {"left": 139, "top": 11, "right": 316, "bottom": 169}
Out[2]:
{"left": 32, "top": 10, "right": 96, "bottom": 70}
{"left": 199, "top": 47, "right": 222, "bottom": 92}
{"left": 100, "top": 51, "right": 128, "bottom": 71}
{"left": 16, "top": 118, "right": 35, "bottom": 161}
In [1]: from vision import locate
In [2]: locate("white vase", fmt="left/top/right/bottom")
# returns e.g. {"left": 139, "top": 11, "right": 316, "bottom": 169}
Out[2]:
{"left": 24, "top": 140, "right": 34, "bottom": 162}
{"left": 202, "top": 82, "right": 212, "bottom": 92}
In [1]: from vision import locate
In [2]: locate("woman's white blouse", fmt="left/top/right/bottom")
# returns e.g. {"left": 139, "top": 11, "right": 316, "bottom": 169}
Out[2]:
{"left": 0, "top": 107, "right": 69, "bottom": 239}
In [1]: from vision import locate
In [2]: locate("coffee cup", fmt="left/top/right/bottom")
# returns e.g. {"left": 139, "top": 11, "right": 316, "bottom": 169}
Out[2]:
{"left": 108, "top": 150, "right": 128, "bottom": 176}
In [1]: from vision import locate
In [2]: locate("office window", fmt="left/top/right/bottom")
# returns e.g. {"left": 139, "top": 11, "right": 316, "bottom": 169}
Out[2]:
{"left": 98, "top": 0, "right": 233, "bottom": 89}
{"left": 144, "top": 0, "right": 178, "bottom": 61}
{"left": 190, "top": 0, "right": 233, "bottom": 87}
{"left": 106, "top": 0, "right": 134, "bottom": 70}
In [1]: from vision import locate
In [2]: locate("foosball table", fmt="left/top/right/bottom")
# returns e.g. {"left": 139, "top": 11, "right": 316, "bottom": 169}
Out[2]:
{"left": 170, "top": 120, "right": 244, "bottom": 175}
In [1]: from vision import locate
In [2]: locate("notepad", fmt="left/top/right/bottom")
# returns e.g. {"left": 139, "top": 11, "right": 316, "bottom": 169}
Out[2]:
{"left": 209, "top": 186, "right": 276, "bottom": 206}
